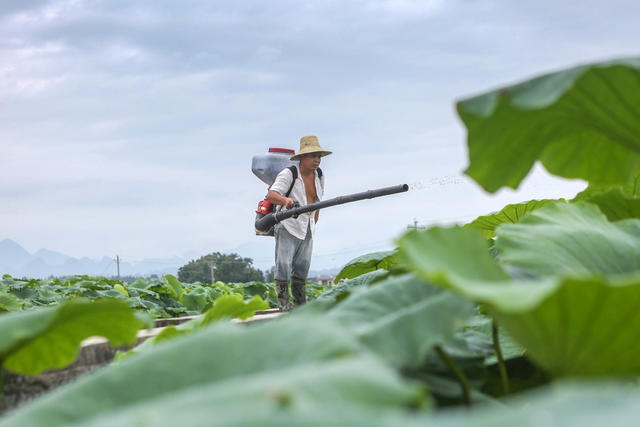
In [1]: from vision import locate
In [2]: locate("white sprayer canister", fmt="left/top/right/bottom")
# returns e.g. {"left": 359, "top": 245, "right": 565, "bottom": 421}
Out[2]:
{"left": 251, "top": 148, "right": 298, "bottom": 186}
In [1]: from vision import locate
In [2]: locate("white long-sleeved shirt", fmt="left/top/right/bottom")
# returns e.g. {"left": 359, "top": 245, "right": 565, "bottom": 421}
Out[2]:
{"left": 269, "top": 165, "right": 324, "bottom": 240}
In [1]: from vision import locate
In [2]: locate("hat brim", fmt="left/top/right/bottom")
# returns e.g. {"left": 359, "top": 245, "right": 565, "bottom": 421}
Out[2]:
{"left": 290, "top": 150, "right": 332, "bottom": 161}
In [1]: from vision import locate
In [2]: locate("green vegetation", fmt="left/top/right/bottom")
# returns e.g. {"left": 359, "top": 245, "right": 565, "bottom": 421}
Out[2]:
{"left": 0, "top": 298, "right": 150, "bottom": 408}
{"left": 3, "top": 56, "right": 640, "bottom": 425}
{"left": 0, "top": 299, "right": 148, "bottom": 377}
{"left": 463, "top": 199, "right": 557, "bottom": 239}
{"left": 332, "top": 250, "right": 399, "bottom": 283}
{"left": 0, "top": 274, "right": 326, "bottom": 317}
{"left": 115, "top": 295, "right": 270, "bottom": 360}
{"left": 177, "top": 252, "right": 265, "bottom": 283}
{"left": 457, "top": 58, "right": 640, "bottom": 192}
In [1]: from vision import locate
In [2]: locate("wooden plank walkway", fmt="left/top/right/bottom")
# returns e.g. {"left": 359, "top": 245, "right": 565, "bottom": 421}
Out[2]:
{"left": 153, "top": 308, "right": 280, "bottom": 327}
{"left": 82, "top": 308, "right": 282, "bottom": 347}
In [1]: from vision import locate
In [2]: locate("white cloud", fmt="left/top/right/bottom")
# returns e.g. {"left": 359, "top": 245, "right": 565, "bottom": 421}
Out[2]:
{"left": 365, "top": 0, "right": 446, "bottom": 17}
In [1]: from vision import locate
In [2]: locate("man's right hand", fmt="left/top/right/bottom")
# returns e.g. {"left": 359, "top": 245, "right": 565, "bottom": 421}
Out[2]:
{"left": 284, "top": 198, "right": 296, "bottom": 209}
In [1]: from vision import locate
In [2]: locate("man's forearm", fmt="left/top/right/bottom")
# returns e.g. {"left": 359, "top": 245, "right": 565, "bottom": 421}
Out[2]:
{"left": 267, "top": 190, "right": 289, "bottom": 205}
{"left": 267, "top": 190, "right": 297, "bottom": 209}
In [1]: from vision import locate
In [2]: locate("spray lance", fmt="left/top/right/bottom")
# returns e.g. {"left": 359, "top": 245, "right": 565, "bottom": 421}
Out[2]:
{"left": 255, "top": 184, "right": 409, "bottom": 232}
{"left": 251, "top": 147, "right": 409, "bottom": 234}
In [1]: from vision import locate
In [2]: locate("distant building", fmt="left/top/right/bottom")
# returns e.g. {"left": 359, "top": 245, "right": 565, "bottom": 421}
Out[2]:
{"left": 310, "top": 276, "right": 334, "bottom": 286}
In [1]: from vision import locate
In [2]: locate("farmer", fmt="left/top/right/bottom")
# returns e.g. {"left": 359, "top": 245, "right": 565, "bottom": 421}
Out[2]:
{"left": 266, "top": 135, "right": 331, "bottom": 311}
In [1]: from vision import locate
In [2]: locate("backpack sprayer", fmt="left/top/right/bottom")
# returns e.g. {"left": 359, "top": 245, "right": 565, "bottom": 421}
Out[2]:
{"left": 252, "top": 148, "right": 409, "bottom": 234}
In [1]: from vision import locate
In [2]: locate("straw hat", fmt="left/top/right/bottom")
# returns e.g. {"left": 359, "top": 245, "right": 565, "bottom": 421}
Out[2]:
{"left": 290, "top": 135, "right": 332, "bottom": 161}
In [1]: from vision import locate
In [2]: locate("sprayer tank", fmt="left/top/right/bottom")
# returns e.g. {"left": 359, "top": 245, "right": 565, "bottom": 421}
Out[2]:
{"left": 251, "top": 148, "right": 298, "bottom": 186}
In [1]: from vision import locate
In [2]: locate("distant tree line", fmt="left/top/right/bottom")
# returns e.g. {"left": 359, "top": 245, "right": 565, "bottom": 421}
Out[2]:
{"left": 110, "top": 274, "right": 161, "bottom": 282}
{"left": 177, "top": 252, "right": 267, "bottom": 284}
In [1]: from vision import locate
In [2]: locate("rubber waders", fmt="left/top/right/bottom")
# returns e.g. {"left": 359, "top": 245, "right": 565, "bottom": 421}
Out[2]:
{"left": 275, "top": 279, "right": 291, "bottom": 312}
{"left": 291, "top": 277, "right": 306, "bottom": 306}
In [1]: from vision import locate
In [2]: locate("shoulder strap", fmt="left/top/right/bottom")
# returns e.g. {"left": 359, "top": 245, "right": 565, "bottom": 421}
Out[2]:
{"left": 318, "top": 167, "right": 324, "bottom": 190}
{"left": 283, "top": 166, "right": 323, "bottom": 197}
{"left": 285, "top": 166, "right": 297, "bottom": 197}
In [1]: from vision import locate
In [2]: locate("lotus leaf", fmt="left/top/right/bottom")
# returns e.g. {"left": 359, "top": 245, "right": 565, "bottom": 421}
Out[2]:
{"left": 573, "top": 174, "right": 640, "bottom": 220}
{"left": 328, "top": 273, "right": 475, "bottom": 368}
{"left": 398, "top": 205, "right": 640, "bottom": 376}
{"left": 457, "top": 58, "right": 640, "bottom": 192}
{"left": 496, "top": 202, "right": 640, "bottom": 277}
{"left": 0, "top": 299, "right": 146, "bottom": 376}
{"left": 181, "top": 287, "right": 209, "bottom": 312}
{"left": 465, "top": 199, "right": 557, "bottom": 239}
{"left": 163, "top": 274, "right": 184, "bottom": 301}
{"left": 334, "top": 250, "right": 398, "bottom": 283}
{"left": 201, "top": 295, "right": 269, "bottom": 324}
{"left": 0, "top": 292, "right": 21, "bottom": 312}
{"left": 0, "top": 316, "right": 425, "bottom": 426}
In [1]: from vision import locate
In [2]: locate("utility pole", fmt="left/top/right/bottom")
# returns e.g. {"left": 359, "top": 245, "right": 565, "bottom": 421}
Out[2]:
{"left": 210, "top": 263, "right": 215, "bottom": 284}
{"left": 116, "top": 255, "right": 120, "bottom": 280}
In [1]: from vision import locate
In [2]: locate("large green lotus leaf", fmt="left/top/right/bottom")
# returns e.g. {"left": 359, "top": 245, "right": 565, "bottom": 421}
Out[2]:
{"left": 465, "top": 199, "right": 557, "bottom": 239}
{"left": 0, "top": 315, "right": 426, "bottom": 426}
{"left": 180, "top": 287, "right": 209, "bottom": 312}
{"left": 399, "top": 226, "right": 552, "bottom": 311}
{"left": 8, "top": 286, "right": 38, "bottom": 305}
{"left": 328, "top": 273, "right": 475, "bottom": 368}
{"left": 233, "top": 281, "right": 277, "bottom": 300}
{"left": 118, "top": 295, "right": 269, "bottom": 359}
{"left": 399, "top": 224, "right": 640, "bottom": 377}
{"left": 457, "top": 58, "right": 640, "bottom": 192}
{"left": 41, "top": 358, "right": 429, "bottom": 427}
{"left": 485, "top": 275, "right": 640, "bottom": 377}
{"left": 55, "top": 383, "right": 640, "bottom": 427}
{"left": 112, "top": 283, "right": 128, "bottom": 297}
{"left": 463, "top": 315, "right": 526, "bottom": 365}
{"left": 424, "top": 382, "right": 640, "bottom": 427}
{"left": 0, "top": 291, "right": 21, "bottom": 312}
{"left": 399, "top": 227, "right": 509, "bottom": 285}
{"left": 334, "top": 250, "right": 398, "bottom": 283}
{"left": 192, "top": 382, "right": 623, "bottom": 427}
{"left": 35, "top": 286, "right": 65, "bottom": 304}
{"left": 576, "top": 186, "right": 640, "bottom": 221}
{"left": 163, "top": 274, "right": 184, "bottom": 301}
{"left": 201, "top": 294, "right": 269, "bottom": 324}
{"left": 305, "top": 283, "right": 329, "bottom": 301}
{"left": 313, "top": 269, "right": 388, "bottom": 308}
{"left": 573, "top": 174, "right": 640, "bottom": 220}
{"left": 67, "top": 406, "right": 434, "bottom": 427}
{"left": 0, "top": 299, "right": 145, "bottom": 376}
{"left": 90, "top": 382, "right": 640, "bottom": 427}
{"left": 496, "top": 202, "right": 640, "bottom": 277}
{"left": 127, "top": 279, "right": 157, "bottom": 290}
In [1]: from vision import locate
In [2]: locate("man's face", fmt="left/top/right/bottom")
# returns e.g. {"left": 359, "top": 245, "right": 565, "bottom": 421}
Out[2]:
{"left": 300, "top": 153, "right": 321, "bottom": 170}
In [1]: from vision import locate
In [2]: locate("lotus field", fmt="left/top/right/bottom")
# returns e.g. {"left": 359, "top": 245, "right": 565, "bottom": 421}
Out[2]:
{"left": 0, "top": 274, "right": 326, "bottom": 316}
{"left": 2, "top": 57, "right": 640, "bottom": 425}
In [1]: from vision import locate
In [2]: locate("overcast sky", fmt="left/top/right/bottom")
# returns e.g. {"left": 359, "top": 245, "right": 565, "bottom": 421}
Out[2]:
{"left": 1, "top": 0, "right": 638, "bottom": 270}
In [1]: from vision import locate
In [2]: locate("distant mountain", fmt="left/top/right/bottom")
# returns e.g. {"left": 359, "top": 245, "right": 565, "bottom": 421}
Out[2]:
{"left": 0, "top": 239, "right": 32, "bottom": 272}
{"left": 0, "top": 238, "right": 188, "bottom": 278}
{"left": 32, "top": 248, "right": 73, "bottom": 266}
{"left": 0, "top": 237, "right": 347, "bottom": 279}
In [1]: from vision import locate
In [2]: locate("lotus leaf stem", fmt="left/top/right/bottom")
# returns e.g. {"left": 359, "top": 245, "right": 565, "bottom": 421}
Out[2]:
{"left": 434, "top": 345, "right": 471, "bottom": 407}
{"left": 492, "top": 320, "right": 510, "bottom": 395}
{"left": 0, "top": 358, "right": 4, "bottom": 410}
